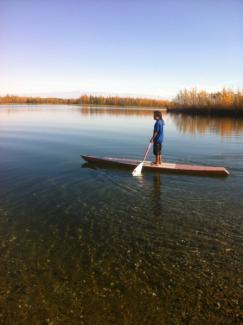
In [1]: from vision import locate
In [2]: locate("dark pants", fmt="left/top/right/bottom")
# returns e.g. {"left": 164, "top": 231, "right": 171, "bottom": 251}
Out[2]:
{"left": 153, "top": 143, "right": 162, "bottom": 156}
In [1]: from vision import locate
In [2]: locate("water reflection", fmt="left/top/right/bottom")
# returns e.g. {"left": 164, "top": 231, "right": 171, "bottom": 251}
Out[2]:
{"left": 79, "top": 106, "right": 166, "bottom": 117}
{"left": 171, "top": 114, "right": 243, "bottom": 137}
{"left": 151, "top": 174, "right": 162, "bottom": 217}
{"left": 2, "top": 105, "right": 243, "bottom": 138}
{"left": 0, "top": 105, "right": 168, "bottom": 121}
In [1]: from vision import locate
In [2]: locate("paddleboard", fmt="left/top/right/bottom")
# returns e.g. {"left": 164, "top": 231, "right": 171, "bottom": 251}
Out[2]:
{"left": 81, "top": 155, "right": 229, "bottom": 176}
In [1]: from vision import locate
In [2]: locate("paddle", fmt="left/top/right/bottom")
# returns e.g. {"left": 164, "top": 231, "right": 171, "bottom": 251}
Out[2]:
{"left": 132, "top": 142, "right": 152, "bottom": 176}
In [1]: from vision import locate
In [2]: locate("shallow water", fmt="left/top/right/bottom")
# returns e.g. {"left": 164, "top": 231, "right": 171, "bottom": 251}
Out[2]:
{"left": 0, "top": 105, "right": 243, "bottom": 324}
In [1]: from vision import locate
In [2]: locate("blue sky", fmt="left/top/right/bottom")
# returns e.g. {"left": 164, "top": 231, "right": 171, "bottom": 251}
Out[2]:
{"left": 1, "top": 0, "right": 242, "bottom": 98}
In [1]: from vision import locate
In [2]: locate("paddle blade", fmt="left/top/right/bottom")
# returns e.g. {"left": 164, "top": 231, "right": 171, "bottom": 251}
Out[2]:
{"left": 132, "top": 162, "right": 144, "bottom": 176}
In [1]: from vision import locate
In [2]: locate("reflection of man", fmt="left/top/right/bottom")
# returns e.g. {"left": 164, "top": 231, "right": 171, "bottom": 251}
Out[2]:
{"left": 150, "top": 111, "right": 165, "bottom": 165}
{"left": 152, "top": 174, "right": 162, "bottom": 216}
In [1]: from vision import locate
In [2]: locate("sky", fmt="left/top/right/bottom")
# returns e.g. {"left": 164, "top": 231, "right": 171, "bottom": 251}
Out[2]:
{"left": 0, "top": 0, "right": 243, "bottom": 98}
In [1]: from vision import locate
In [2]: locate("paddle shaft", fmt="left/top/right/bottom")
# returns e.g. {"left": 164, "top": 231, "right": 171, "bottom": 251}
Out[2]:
{"left": 142, "top": 142, "right": 152, "bottom": 162}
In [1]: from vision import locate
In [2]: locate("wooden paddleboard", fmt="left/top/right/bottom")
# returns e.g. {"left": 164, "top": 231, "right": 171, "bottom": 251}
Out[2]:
{"left": 81, "top": 155, "right": 229, "bottom": 176}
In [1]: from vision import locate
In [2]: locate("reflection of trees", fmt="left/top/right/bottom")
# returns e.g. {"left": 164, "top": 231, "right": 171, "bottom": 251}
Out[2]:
{"left": 171, "top": 114, "right": 243, "bottom": 136}
{"left": 0, "top": 106, "right": 168, "bottom": 120}
{"left": 80, "top": 107, "right": 167, "bottom": 117}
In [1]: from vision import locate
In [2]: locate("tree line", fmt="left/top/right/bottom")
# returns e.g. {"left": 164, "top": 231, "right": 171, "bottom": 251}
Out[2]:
{"left": 0, "top": 95, "right": 168, "bottom": 108}
{"left": 1, "top": 88, "right": 243, "bottom": 114}
{"left": 169, "top": 88, "right": 243, "bottom": 111}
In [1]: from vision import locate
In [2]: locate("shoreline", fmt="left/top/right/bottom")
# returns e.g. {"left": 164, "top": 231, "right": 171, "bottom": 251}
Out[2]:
{"left": 167, "top": 107, "right": 243, "bottom": 117}
{"left": 0, "top": 103, "right": 168, "bottom": 110}
{"left": 1, "top": 103, "right": 243, "bottom": 116}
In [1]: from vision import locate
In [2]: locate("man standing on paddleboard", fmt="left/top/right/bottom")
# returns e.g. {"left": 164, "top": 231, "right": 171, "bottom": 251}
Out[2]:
{"left": 150, "top": 111, "right": 164, "bottom": 165}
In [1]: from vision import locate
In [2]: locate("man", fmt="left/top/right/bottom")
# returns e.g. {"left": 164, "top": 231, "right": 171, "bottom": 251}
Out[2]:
{"left": 150, "top": 111, "right": 165, "bottom": 165}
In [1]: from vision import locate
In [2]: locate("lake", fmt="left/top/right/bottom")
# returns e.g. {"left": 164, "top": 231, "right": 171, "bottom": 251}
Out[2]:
{"left": 0, "top": 105, "right": 243, "bottom": 324}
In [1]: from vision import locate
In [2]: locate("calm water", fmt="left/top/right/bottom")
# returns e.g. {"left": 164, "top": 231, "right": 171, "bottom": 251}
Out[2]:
{"left": 0, "top": 105, "right": 243, "bottom": 324}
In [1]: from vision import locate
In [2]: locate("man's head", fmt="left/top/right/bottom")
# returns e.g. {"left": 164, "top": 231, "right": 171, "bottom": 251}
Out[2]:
{"left": 154, "top": 110, "right": 162, "bottom": 120}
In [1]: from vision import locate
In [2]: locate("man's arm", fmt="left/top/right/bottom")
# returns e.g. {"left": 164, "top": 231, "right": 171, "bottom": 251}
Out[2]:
{"left": 150, "top": 131, "right": 158, "bottom": 143}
